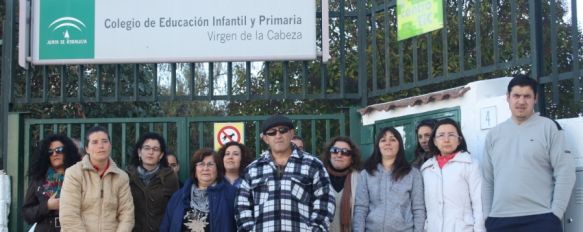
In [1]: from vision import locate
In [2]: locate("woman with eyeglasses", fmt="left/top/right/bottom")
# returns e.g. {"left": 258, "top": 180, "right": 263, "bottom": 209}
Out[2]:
{"left": 23, "top": 134, "right": 81, "bottom": 232}
{"left": 59, "top": 126, "right": 135, "bottom": 231}
{"left": 321, "top": 136, "right": 362, "bottom": 232}
{"left": 160, "top": 148, "right": 236, "bottom": 232}
{"left": 126, "top": 132, "right": 179, "bottom": 232}
{"left": 353, "top": 127, "right": 425, "bottom": 232}
{"left": 217, "top": 141, "right": 254, "bottom": 188}
{"left": 421, "top": 118, "right": 484, "bottom": 232}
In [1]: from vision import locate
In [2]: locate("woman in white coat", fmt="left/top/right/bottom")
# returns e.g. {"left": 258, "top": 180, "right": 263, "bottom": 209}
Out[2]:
{"left": 420, "top": 118, "right": 485, "bottom": 232}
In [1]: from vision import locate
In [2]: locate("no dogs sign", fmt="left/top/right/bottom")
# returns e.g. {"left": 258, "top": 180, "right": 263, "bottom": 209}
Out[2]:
{"left": 214, "top": 122, "right": 245, "bottom": 150}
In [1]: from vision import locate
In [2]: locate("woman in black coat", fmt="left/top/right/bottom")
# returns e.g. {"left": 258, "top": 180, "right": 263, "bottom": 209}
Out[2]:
{"left": 22, "top": 134, "right": 81, "bottom": 231}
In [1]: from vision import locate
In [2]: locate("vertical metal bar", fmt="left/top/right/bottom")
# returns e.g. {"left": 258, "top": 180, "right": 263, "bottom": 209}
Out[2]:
{"left": 412, "top": 37, "right": 418, "bottom": 83}
{"left": 135, "top": 122, "right": 140, "bottom": 143}
{"left": 371, "top": 0, "right": 378, "bottom": 92}
{"left": 153, "top": 63, "right": 159, "bottom": 101}
{"left": 209, "top": 63, "right": 214, "bottom": 100}
{"left": 441, "top": 2, "right": 448, "bottom": 78}
{"left": 475, "top": 0, "right": 482, "bottom": 68}
{"left": 40, "top": 124, "right": 45, "bottom": 139}
{"left": 163, "top": 123, "right": 168, "bottom": 141}
{"left": 457, "top": 0, "right": 464, "bottom": 73}
{"left": 43, "top": 66, "right": 48, "bottom": 102}
{"left": 325, "top": 120, "right": 331, "bottom": 142}
{"left": 398, "top": 43, "right": 404, "bottom": 85}
{"left": 198, "top": 123, "right": 205, "bottom": 148}
{"left": 115, "top": 64, "right": 120, "bottom": 101}
{"left": 310, "top": 120, "right": 316, "bottom": 155}
{"left": 67, "top": 124, "right": 72, "bottom": 136}
{"left": 549, "top": 0, "right": 559, "bottom": 104}
{"left": 96, "top": 65, "right": 101, "bottom": 102}
{"left": 1, "top": 0, "right": 15, "bottom": 170}
{"left": 385, "top": 1, "right": 390, "bottom": 89}
{"left": 302, "top": 62, "right": 308, "bottom": 98}
{"left": 133, "top": 64, "right": 139, "bottom": 101}
{"left": 171, "top": 63, "right": 177, "bottom": 101}
{"left": 227, "top": 62, "right": 233, "bottom": 99}
{"left": 529, "top": 0, "right": 545, "bottom": 115}
{"left": 296, "top": 121, "right": 303, "bottom": 137}
{"left": 357, "top": 0, "right": 367, "bottom": 106}
{"left": 264, "top": 62, "right": 270, "bottom": 98}
{"left": 254, "top": 121, "right": 261, "bottom": 156}
{"left": 78, "top": 65, "right": 83, "bottom": 102}
{"left": 26, "top": 68, "right": 32, "bottom": 102}
{"left": 339, "top": 0, "right": 346, "bottom": 96}
{"left": 246, "top": 62, "right": 251, "bottom": 100}
{"left": 320, "top": 62, "right": 327, "bottom": 97}
{"left": 427, "top": 33, "right": 432, "bottom": 80}
{"left": 492, "top": 0, "right": 499, "bottom": 64}
{"left": 190, "top": 63, "right": 196, "bottom": 100}
{"left": 60, "top": 66, "right": 66, "bottom": 102}
{"left": 122, "top": 123, "right": 127, "bottom": 167}
{"left": 149, "top": 122, "right": 154, "bottom": 132}
{"left": 52, "top": 124, "right": 57, "bottom": 134}
{"left": 283, "top": 61, "right": 289, "bottom": 98}
{"left": 571, "top": 0, "right": 581, "bottom": 101}
{"left": 510, "top": 0, "right": 518, "bottom": 61}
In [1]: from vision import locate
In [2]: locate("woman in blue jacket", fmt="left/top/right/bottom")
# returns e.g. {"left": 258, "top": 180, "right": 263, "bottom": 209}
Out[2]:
{"left": 160, "top": 148, "right": 237, "bottom": 232}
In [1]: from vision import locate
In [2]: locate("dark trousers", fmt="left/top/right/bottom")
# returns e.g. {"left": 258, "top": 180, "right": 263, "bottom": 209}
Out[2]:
{"left": 486, "top": 213, "right": 562, "bottom": 232}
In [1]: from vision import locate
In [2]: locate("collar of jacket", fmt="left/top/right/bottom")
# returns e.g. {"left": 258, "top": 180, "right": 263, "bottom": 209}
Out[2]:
{"left": 79, "top": 155, "right": 123, "bottom": 176}
{"left": 178, "top": 178, "right": 228, "bottom": 204}
{"left": 256, "top": 146, "right": 305, "bottom": 165}
{"left": 127, "top": 165, "right": 174, "bottom": 183}
{"left": 420, "top": 151, "right": 472, "bottom": 171}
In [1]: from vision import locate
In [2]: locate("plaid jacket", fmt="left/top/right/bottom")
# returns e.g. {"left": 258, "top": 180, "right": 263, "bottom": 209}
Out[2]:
{"left": 235, "top": 148, "right": 335, "bottom": 232}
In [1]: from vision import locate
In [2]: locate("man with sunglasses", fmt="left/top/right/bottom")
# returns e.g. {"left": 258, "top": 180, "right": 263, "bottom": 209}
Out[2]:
{"left": 235, "top": 114, "right": 335, "bottom": 231}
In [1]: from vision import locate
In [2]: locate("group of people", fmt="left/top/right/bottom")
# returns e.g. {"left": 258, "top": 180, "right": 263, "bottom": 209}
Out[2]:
{"left": 22, "top": 75, "right": 575, "bottom": 232}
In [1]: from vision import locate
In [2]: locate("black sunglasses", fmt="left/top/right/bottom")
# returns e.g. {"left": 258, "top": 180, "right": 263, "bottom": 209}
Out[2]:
{"left": 48, "top": 147, "right": 65, "bottom": 155}
{"left": 329, "top": 147, "right": 352, "bottom": 156}
{"left": 265, "top": 127, "right": 291, "bottom": 136}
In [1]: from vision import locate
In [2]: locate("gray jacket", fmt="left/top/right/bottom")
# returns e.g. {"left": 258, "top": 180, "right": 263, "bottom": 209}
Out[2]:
{"left": 353, "top": 164, "right": 425, "bottom": 232}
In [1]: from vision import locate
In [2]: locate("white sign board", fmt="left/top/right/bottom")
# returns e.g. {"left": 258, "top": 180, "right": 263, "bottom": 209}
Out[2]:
{"left": 30, "top": 0, "right": 316, "bottom": 64}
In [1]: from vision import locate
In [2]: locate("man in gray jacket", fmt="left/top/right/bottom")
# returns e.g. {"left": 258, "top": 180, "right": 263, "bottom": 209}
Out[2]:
{"left": 482, "top": 75, "right": 575, "bottom": 231}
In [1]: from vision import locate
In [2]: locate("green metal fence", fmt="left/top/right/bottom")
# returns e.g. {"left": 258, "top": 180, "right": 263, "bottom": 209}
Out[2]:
{"left": 9, "top": 113, "right": 345, "bottom": 231}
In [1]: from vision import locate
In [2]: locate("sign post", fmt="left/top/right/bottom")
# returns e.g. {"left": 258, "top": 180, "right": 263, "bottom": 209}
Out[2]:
{"left": 214, "top": 122, "right": 245, "bottom": 150}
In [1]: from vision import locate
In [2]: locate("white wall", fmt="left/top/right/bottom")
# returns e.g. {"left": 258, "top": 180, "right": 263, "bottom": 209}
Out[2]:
{"left": 362, "top": 77, "right": 513, "bottom": 162}
{"left": 558, "top": 117, "right": 583, "bottom": 168}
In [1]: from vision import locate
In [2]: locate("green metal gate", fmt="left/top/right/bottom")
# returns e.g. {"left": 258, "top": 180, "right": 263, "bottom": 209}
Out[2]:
{"left": 9, "top": 113, "right": 345, "bottom": 231}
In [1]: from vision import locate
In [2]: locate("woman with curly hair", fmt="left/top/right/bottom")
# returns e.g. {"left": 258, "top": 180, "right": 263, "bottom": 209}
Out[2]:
{"left": 217, "top": 141, "right": 254, "bottom": 187}
{"left": 23, "top": 134, "right": 81, "bottom": 231}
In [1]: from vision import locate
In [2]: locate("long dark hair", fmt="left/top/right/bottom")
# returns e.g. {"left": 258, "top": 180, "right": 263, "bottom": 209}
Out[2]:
{"left": 131, "top": 132, "right": 169, "bottom": 168}
{"left": 428, "top": 118, "right": 468, "bottom": 155}
{"left": 28, "top": 134, "right": 81, "bottom": 180}
{"left": 217, "top": 141, "right": 254, "bottom": 176}
{"left": 414, "top": 119, "right": 436, "bottom": 156}
{"left": 321, "top": 136, "right": 362, "bottom": 172}
{"left": 363, "top": 127, "right": 412, "bottom": 181}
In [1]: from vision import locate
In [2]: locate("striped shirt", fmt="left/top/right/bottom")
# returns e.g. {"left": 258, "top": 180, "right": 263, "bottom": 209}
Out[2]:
{"left": 235, "top": 148, "right": 335, "bottom": 232}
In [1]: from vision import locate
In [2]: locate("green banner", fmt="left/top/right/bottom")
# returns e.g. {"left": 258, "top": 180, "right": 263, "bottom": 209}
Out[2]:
{"left": 397, "top": 0, "right": 443, "bottom": 41}
{"left": 39, "top": 0, "right": 95, "bottom": 59}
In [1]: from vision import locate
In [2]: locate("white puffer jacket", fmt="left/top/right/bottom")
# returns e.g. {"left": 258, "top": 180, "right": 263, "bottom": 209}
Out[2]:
{"left": 420, "top": 152, "right": 485, "bottom": 232}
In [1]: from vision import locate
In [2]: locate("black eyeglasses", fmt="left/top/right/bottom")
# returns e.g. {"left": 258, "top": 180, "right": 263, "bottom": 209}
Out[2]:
{"left": 48, "top": 147, "right": 65, "bottom": 155}
{"left": 265, "top": 127, "right": 290, "bottom": 136}
{"left": 329, "top": 147, "right": 352, "bottom": 156}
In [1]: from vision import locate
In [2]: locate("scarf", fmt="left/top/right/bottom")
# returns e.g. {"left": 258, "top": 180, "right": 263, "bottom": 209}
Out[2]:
{"left": 137, "top": 165, "right": 160, "bottom": 186}
{"left": 190, "top": 185, "right": 209, "bottom": 213}
{"left": 42, "top": 167, "right": 64, "bottom": 199}
{"left": 326, "top": 166, "right": 352, "bottom": 232}
{"left": 437, "top": 151, "right": 459, "bottom": 168}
